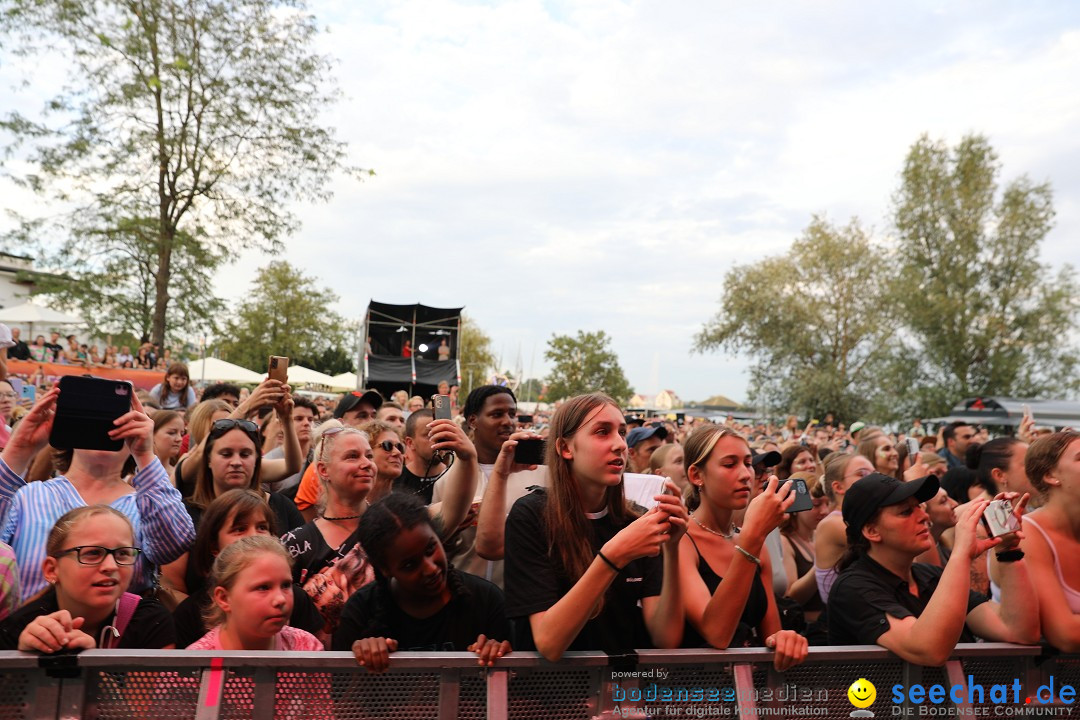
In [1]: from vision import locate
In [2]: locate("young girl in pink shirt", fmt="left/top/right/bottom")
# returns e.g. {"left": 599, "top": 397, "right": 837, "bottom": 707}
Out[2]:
{"left": 188, "top": 535, "right": 321, "bottom": 651}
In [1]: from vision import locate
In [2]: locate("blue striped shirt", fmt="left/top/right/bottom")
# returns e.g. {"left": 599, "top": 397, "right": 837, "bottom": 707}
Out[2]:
{"left": 0, "top": 456, "right": 195, "bottom": 598}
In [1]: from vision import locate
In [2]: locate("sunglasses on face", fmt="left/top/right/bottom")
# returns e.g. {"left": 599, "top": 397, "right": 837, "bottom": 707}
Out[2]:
{"left": 56, "top": 545, "right": 142, "bottom": 566}
{"left": 377, "top": 440, "right": 405, "bottom": 454}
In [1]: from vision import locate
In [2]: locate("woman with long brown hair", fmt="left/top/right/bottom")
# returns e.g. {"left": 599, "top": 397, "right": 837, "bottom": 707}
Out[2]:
{"left": 678, "top": 424, "right": 807, "bottom": 669}
{"left": 503, "top": 393, "right": 688, "bottom": 661}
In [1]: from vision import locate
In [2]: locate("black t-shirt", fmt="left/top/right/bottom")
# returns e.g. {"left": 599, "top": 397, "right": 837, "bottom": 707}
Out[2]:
{"left": 393, "top": 466, "right": 441, "bottom": 505}
{"left": 0, "top": 589, "right": 175, "bottom": 650}
{"left": 828, "top": 555, "right": 988, "bottom": 646}
{"left": 503, "top": 490, "right": 663, "bottom": 653}
{"left": 331, "top": 568, "right": 510, "bottom": 651}
{"left": 173, "top": 584, "right": 324, "bottom": 648}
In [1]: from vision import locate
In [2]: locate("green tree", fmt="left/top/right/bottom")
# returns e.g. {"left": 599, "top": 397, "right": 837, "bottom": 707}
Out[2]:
{"left": 694, "top": 216, "right": 897, "bottom": 422}
{"left": 544, "top": 330, "right": 633, "bottom": 403}
{"left": 519, "top": 378, "right": 545, "bottom": 402}
{"left": 0, "top": 0, "right": 363, "bottom": 346}
{"left": 892, "top": 134, "right": 1080, "bottom": 414}
{"left": 458, "top": 314, "right": 496, "bottom": 399}
{"left": 217, "top": 262, "right": 352, "bottom": 375}
{"left": 25, "top": 219, "right": 225, "bottom": 343}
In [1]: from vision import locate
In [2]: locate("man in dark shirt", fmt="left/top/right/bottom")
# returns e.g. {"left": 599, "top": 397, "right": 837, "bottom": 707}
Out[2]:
{"left": 6, "top": 328, "right": 30, "bottom": 361}
{"left": 939, "top": 421, "right": 975, "bottom": 470}
{"left": 828, "top": 473, "right": 1038, "bottom": 665}
{"left": 394, "top": 408, "right": 447, "bottom": 504}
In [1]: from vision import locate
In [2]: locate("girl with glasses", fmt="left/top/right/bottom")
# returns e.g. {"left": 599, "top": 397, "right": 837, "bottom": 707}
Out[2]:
{"left": 814, "top": 452, "right": 875, "bottom": 604}
{"left": 0, "top": 389, "right": 193, "bottom": 600}
{"left": 0, "top": 505, "right": 175, "bottom": 651}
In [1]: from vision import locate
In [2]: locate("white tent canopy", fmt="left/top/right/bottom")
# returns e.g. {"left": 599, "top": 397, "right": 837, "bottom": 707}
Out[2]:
{"left": 330, "top": 372, "right": 358, "bottom": 390}
{"left": 188, "top": 357, "right": 264, "bottom": 384}
{"left": 263, "top": 365, "right": 338, "bottom": 387}
{"left": 0, "top": 301, "right": 84, "bottom": 334}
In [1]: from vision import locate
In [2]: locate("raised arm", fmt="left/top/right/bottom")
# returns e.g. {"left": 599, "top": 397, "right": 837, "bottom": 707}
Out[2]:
{"left": 476, "top": 432, "right": 539, "bottom": 560}
{"left": 118, "top": 395, "right": 195, "bottom": 564}
{"left": 424, "top": 419, "right": 478, "bottom": 533}
{"left": 258, "top": 394, "right": 301, "bottom": 484}
{"left": 876, "top": 500, "right": 997, "bottom": 666}
{"left": 1014, "top": 512, "right": 1080, "bottom": 650}
{"left": 525, "top": 510, "right": 673, "bottom": 662}
{"left": 640, "top": 482, "right": 688, "bottom": 650}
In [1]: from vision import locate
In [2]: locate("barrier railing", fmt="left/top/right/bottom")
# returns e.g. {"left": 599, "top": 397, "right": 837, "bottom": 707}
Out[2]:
{"left": 1, "top": 644, "right": 1078, "bottom": 720}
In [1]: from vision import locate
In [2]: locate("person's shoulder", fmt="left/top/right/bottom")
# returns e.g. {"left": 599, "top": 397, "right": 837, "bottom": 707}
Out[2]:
{"left": 508, "top": 488, "right": 546, "bottom": 517}
{"left": 453, "top": 567, "right": 503, "bottom": 597}
{"left": 280, "top": 625, "right": 323, "bottom": 651}
{"left": 187, "top": 626, "right": 221, "bottom": 650}
{"left": 911, "top": 562, "right": 944, "bottom": 585}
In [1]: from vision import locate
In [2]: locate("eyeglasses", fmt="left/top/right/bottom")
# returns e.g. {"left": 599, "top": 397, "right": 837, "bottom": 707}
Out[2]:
{"left": 210, "top": 418, "right": 260, "bottom": 437}
{"left": 0, "top": 392, "right": 16, "bottom": 400}
{"left": 378, "top": 440, "right": 405, "bottom": 454}
{"left": 56, "top": 545, "right": 142, "bottom": 566}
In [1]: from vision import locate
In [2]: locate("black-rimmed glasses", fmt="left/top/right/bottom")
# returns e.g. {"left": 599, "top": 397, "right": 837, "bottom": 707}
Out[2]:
{"left": 55, "top": 545, "right": 142, "bottom": 566}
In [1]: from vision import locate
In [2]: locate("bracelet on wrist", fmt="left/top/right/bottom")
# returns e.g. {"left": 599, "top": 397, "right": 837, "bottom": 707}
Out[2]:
{"left": 734, "top": 544, "right": 760, "bottom": 566}
{"left": 597, "top": 551, "right": 622, "bottom": 573}
{"left": 996, "top": 549, "right": 1025, "bottom": 563}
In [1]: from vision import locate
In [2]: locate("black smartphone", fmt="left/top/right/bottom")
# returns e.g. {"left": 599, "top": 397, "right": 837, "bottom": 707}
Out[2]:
{"left": 49, "top": 375, "right": 133, "bottom": 451}
{"left": 781, "top": 478, "right": 813, "bottom": 513}
{"left": 517, "top": 414, "right": 534, "bottom": 425}
{"left": 513, "top": 438, "right": 547, "bottom": 465}
{"left": 432, "top": 394, "right": 452, "bottom": 421}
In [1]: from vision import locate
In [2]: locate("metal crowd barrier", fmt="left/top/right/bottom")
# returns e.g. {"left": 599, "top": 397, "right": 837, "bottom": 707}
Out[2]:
{"left": 1, "top": 644, "right": 1078, "bottom": 720}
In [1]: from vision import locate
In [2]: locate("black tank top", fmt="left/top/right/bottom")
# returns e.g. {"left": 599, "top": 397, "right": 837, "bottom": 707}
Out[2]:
{"left": 786, "top": 534, "right": 824, "bottom": 613}
{"left": 682, "top": 533, "right": 768, "bottom": 648}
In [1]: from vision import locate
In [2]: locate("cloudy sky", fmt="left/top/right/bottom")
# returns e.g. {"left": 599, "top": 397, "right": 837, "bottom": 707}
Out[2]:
{"left": 5, "top": 1, "right": 1080, "bottom": 402}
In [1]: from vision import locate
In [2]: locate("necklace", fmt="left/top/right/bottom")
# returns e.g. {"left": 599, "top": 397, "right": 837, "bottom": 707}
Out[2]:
{"left": 321, "top": 500, "right": 370, "bottom": 522}
{"left": 692, "top": 513, "right": 739, "bottom": 540}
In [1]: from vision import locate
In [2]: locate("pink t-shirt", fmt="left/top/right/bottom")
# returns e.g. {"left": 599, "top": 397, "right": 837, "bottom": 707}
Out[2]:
{"left": 187, "top": 625, "right": 323, "bottom": 651}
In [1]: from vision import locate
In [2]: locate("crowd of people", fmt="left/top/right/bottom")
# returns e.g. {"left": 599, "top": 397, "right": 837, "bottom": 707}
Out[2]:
{"left": 0, "top": 349, "right": 1077, "bottom": 678}
{"left": 3, "top": 327, "right": 176, "bottom": 371}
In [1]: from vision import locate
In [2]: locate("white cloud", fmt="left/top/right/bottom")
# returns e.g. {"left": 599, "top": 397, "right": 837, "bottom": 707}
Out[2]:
{"left": 4, "top": 0, "right": 1080, "bottom": 403}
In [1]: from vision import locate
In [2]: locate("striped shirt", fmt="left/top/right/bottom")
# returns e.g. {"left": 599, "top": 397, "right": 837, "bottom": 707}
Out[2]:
{"left": 0, "top": 541, "right": 17, "bottom": 621}
{"left": 0, "top": 457, "right": 195, "bottom": 599}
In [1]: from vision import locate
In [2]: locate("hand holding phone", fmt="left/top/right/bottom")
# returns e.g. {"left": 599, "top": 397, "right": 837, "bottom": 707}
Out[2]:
{"left": 432, "top": 394, "right": 452, "bottom": 421}
{"left": 981, "top": 498, "right": 1021, "bottom": 538}
{"left": 512, "top": 437, "right": 546, "bottom": 466}
{"left": 268, "top": 355, "right": 289, "bottom": 383}
{"left": 779, "top": 478, "right": 813, "bottom": 513}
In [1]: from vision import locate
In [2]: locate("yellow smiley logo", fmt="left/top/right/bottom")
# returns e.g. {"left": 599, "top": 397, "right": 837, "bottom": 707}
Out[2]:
{"left": 847, "top": 678, "right": 876, "bottom": 709}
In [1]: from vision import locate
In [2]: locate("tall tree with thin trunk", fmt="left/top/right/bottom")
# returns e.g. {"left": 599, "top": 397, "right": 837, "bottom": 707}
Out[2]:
{"left": 0, "top": 0, "right": 365, "bottom": 345}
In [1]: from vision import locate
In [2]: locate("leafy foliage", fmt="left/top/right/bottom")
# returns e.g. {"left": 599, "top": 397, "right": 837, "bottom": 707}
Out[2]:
{"left": 891, "top": 134, "right": 1080, "bottom": 415}
{"left": 458, "top": 314, "right": 496, "bottom": 398}
{"left": 694, "top": 216, "right": 896, "bottom": 422}
{"left": 0, "top": 0, "right": 362, "bottom": 345}
{"left": 216, "top": 261, "right": 353, "bottom": 375}
{"left": 544, "top": 330, "right": 633, "bottom": 403}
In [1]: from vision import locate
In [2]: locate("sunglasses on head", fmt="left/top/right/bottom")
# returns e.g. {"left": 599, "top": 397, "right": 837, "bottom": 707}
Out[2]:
{"left": 210, "top": 418, "right": 260, "bottom": 438}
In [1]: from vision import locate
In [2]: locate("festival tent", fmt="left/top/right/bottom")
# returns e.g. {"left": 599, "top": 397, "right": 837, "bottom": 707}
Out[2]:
{"left": 279, "top": 365, "right": 337, "bottom": 387}
{"left": 0, "top": 301, "right": 84, "bottom": 336}
{"left": 330, "top": 372, "right": 359, "bottom": 390}
{"left": 187, "top": 357, "right": 264, "bottom": 384}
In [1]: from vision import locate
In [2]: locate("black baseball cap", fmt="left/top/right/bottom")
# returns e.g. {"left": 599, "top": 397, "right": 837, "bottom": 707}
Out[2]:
{"left": 333, "top": 389, "right": 384, "bottom": 418}
{"left": 842, "top": 472, "right": 939, "bottom": 541}
{"left": 751, "top": 450, "right": 781, "bottom": 468}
